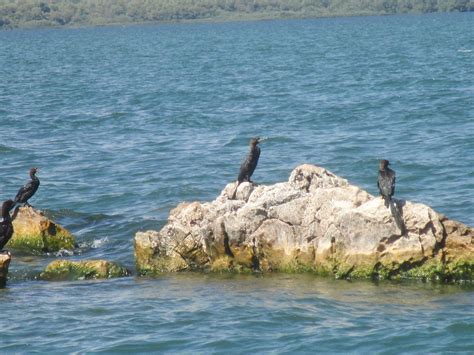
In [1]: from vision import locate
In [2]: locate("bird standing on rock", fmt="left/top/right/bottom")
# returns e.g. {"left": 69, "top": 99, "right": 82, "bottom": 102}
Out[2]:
{"left": 377, "top": 159, "right": 406, "bottom": 234}
{"left": 0, "top": 200, "right": 14, "bottom": 252}
{"left": 13, "top": 167, "right": 40, "bottom": 208}
{"left": 377, "top": 159, "right": 395, "bottom": 208}
{"left": 231, "top": 137, "right": 262, "bottom": 199}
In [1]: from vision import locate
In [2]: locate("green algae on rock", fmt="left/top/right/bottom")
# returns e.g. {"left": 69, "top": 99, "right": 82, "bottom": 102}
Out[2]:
{"left": 134, "top": 164, "right": 474, "bottom": 282}
{"left": 0, "top": 253, "right": 11, "bottom": 287}
{"left": 40, "top": 260, "right": 131, "bottom": 281}
{"left": 9, "top": 206, "right": 76, "bottom": 254}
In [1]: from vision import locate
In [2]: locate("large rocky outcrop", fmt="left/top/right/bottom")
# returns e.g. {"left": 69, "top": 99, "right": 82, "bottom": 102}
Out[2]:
{"left": 0, "top": 253, "right": 11, "bottom": 286}
{"left": 9, "top": 207, "right": 76, "bottom": 254}
{"left": 135, "top": 164, "right": 474, "bottom": 282}
{"left": 40, "top": 260, "right": 130, "bottom": 281}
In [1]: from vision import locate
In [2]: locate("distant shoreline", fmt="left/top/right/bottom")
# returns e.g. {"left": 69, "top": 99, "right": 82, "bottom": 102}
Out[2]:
{"left": 2, "top": 10, "right": 382, "bottom": 31}
{"left": 1, "top": 2, "right": 473, "bottom": 31}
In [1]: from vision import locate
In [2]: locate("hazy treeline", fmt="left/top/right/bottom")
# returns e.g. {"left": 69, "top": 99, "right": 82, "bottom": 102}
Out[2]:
{"left": 1, "top": 0, "right": 473, "bottom": 28}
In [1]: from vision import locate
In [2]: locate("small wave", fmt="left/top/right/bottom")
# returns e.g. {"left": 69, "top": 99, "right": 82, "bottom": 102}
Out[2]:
{"left": 91, "top": 237, "right": 109, "bottom": 249}
{"left": 446, "top": 322, "right": 474, "bottom": 335}
{"left": 457, "top": 49, "right": 472, "bottom": 53}
{"left": 224, "top": 136, "right": 294, "bottom": 147}
{"left": 43, "top": 209, "right": 111, "bottom": 224}
{"left": 266, "top": 136, "right": 296, "bottom": 144}
{"left": 0, "top": 144, "right": 19, "bottom": 153}
{"left": 77, "top": 236, "right": 109, "bottom": 250}
{"left": 42, "top": 208, "right": 87, "bottom": 219}
{"left": 223, "top": 136, "right": 251, "bottom": 147}
{"left": 55, "top": 249, "right": 75, "bottom": 257}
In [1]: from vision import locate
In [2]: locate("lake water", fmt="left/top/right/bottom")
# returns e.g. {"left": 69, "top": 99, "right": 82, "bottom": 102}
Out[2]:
{"left": 1, "top": 13, "right": 473, "bottom": 353}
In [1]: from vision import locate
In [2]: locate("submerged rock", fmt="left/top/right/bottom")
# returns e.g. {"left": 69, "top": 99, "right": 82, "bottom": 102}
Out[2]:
{"left": 40, "top": 260, "right": 130, "bottom": 281}
{"left": 9, "top": 207, "right": 76, "bottom": 254}
{"left": 134, "top": 164, "right": 474, "bottom": 282}
{"left": 0, "top": 253, "right": 11, "bottom": 286}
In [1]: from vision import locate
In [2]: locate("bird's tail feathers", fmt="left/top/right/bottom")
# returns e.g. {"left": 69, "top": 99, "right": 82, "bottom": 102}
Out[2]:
{"left": 389, "top": 200, "right": 407, "bottom": 235}
{"left": 230, "top": 181, "right": 240, "bottom": 200}
{"left": 9, "top": 201, "right": 20, "bottom": 212}
{"left": 7, "top": 202, "right": 22, "bottom": 222}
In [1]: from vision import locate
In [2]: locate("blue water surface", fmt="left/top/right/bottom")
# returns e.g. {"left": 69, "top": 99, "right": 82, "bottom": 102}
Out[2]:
{"left": 0, "top": 12, "right": 473, "bottom": 353}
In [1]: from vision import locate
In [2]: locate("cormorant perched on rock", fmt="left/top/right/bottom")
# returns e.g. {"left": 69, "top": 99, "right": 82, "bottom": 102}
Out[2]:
{"left": 377, "top": 160, "right": 395, "bottom": 208}
{"left": 0, "top": 200, "right": 14, "bottom": 251}
{"left": 377, "top": 160, "right": 406, "bottom": 234}
{"left": 14, "top": 167, "right": 40, "bottom": 207}
{"left": 231, "top": 137, "right": 261, "bottom": 199}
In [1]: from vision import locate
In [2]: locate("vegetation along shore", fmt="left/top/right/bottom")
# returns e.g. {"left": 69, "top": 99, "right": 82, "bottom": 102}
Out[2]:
{"left": 1, "top": 0, "right": 474, "bottom": 29}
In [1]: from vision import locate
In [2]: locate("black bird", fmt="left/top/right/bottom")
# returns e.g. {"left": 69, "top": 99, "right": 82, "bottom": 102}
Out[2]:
{"left": 14, "top": 167, "right": 40, "bottom": 207}
{"left": 377, "top": 159, "right": 406, "bottom": 234}
{"left": 231, "top": 137, "right": 261, "bottom": 199}
{"left": 377, "top": 159, "right": 395, "bottom": 208}
{"left": 0, "top": 200, "right": 14, "bottom": 251}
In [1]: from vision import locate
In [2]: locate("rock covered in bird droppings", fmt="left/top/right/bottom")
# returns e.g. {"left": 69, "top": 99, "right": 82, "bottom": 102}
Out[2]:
{"left": 135, "top": 164, "right": 474, "bottom": 282}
